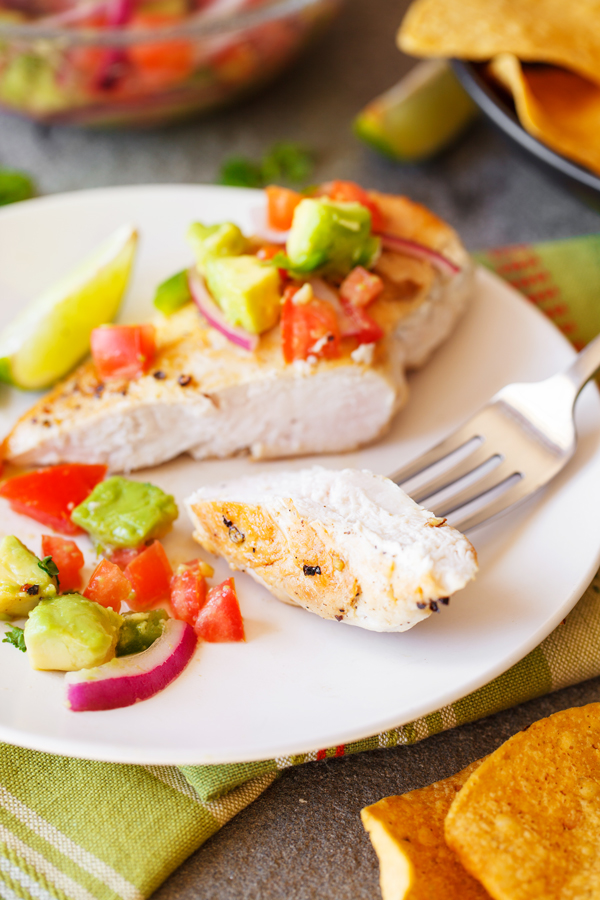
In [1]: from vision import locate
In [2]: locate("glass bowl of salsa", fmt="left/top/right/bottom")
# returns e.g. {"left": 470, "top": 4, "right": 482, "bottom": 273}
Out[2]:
{"left": 0, "top": 0, "right": 342, "bottom": 127}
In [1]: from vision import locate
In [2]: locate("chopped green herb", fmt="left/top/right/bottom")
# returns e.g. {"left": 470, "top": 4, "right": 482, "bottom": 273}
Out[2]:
{"left": 271, "top": 251, "right": 292, "bottom": 270}
{"left": 0, "top": 169, "right": 35, "bottom": 206}
{"left": 218, "top": 142, "right": 314, "bottom": 189}
{"left": 268, "top": 251, "right": 305, "bottom": 279}
{"left": 261, "top": 142, "right": 314, "bottom": 184}
{"left": 2, "top": 625, "right": 26, "bottom": 652}
{"left": 219, "top": 157, "right": 264, "bottom": 188}
{"left": 38, "top": 556, "right": 60, "bottom": 591}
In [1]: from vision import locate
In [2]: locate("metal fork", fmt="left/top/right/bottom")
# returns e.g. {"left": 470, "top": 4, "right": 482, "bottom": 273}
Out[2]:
{"left": 390, "top": 331, "right": 600, "bottom": 532}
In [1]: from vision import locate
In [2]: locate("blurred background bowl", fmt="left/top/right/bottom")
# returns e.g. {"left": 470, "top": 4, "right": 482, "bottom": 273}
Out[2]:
{"left": 0, "top": 0, "right": 342, "bottom": 128}
{"left": 452, "top": 59, "right": 600, "bottom": 209}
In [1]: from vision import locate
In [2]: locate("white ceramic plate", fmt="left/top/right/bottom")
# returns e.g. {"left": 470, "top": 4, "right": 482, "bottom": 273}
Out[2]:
{"left": 0, "top": 185, "right": 598, "bottom": 766}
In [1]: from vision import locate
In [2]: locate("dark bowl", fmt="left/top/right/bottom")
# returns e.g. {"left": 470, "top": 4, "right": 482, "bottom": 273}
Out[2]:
{"left": 451, "top": 59, "right": 600, "bottom": 210}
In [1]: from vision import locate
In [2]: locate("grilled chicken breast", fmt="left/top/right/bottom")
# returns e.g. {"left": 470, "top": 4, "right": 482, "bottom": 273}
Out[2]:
{"left": 186, "top": 466, "right": 478, "bottom": 633}
{"left": 3, "top": 193, "right": 473, "bottom": 473}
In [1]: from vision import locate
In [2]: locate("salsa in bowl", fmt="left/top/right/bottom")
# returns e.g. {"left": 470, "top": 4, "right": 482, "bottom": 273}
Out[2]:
{"left": 0, "top": 0, "right": 342, "bottom": 127}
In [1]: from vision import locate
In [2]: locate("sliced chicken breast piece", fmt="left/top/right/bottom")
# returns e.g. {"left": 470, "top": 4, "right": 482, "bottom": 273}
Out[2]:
{"left": 3, "top": 193, "right": 474, "bottom": 473}
{"left": 186, "top": 466, "right": 478, "bottom": 633}
{"left": 3, "top": 305, "right": 407, "bottom": 471}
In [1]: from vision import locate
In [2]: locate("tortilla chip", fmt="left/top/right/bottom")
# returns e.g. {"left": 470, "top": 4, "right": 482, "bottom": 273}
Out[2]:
{"left": 361, "top": 759, "right": 490, "bottom": 900}
{"left": 486, "top": 53, "right": 600, "bottom": 176}
{"left": 398, "top": 0, "right": 600, "bottom": 87}
{"left": 445, "top": 702, "right": 600, "bottom": 900}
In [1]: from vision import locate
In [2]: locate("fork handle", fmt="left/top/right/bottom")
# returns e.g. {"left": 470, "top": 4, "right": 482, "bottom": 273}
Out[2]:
{"left": 564, "top": 330, "right": 600, "bottom": 396}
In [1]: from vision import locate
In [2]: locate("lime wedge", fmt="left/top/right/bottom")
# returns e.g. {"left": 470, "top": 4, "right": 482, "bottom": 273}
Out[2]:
{"left": 354, "top": 59, "right": 478, "bottom": 162}
{"left": 0, "top": 224, "right": 138, "bottom": 390}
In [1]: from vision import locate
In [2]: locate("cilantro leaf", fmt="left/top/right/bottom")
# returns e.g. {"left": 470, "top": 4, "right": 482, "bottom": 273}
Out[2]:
{"left": 0, "top": 169, "right": 36, "bottom": 206}
{"left": 218, "top": 157, "right": 264, "bottom": 188}
{"left": 270, "top": 251, "right": 293, "bottom": 270}
{"left": 261, "top": 142, "right": 314, "bottom": 185}
{"left": 218, "top": 142, "right": 315, "bottom": 189}
{"left": 269, "top": 252, "right": 307, "bottom": 280}
{"left": 38, "top": 556, "right": 60, "bottom": 591}
{"left": 2, "top": 626, "right": 26, "bottom": 652}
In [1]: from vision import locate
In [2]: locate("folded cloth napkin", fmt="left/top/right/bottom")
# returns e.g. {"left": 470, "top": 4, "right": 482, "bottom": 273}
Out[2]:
{"left": 2, "top": 234, "right": 600, "bottom": 900}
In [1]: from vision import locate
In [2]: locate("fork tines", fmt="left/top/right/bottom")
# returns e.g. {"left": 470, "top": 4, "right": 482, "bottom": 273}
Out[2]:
{"left": 389, "top": 402, "right": 539, "bottom": 532}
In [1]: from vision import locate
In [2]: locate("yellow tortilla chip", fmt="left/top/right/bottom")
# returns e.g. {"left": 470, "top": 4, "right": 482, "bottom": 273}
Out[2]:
{"left": 398, "top": 0, "right": 600, "bottom": 87}
{"left": 488, "top": 53, "right": 600, "bottom": 177}
{"left": 445, "top": 702, "right": 600, "bottom": 900}
{"left": 361, "top": 759, "right": 490, "bottom": 900}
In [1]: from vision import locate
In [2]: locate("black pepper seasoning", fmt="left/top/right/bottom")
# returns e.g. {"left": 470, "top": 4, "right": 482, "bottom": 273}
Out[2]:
{"left": 222, "top": 516, "right": 244, "bottom": 544}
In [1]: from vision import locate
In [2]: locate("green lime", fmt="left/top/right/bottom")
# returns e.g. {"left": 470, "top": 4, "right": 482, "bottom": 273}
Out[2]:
{"left": 354, "top": 59, "right": 478, "bottom": 163}
{"left": 0, "top": 224, "right": 137, "bottom": 390}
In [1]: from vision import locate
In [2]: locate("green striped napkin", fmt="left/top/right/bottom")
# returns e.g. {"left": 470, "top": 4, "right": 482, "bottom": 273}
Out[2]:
{"left": 3, "top": 233, "right": 600, "bottom": 900}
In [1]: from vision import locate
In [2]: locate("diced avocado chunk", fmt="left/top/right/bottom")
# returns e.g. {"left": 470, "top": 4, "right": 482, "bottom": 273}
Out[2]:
{"left": 205, "top": 255, "right": 281, "bottom": 334}
{"left": 187, "top": 222, "right": 247, "bottom": 273}
{"left": 154, "top": 270, "right": 191, "bottom": 316}
{"left": 116, "top": 609, "right": 168, "bottom": 656}
{"left": 286, "top": 198, "right": 380, "bottom": 278}
{"left": 71, "top": 476, "right": 178, "bottom": 550}
{"left": 0, "top": 536, "right": 57, "bottom": 617}
{"left": 0, "top": 54, "right": 69, "bottom": 115}
{"left": 24, "top": 594, "right": 123, "bottom": 671}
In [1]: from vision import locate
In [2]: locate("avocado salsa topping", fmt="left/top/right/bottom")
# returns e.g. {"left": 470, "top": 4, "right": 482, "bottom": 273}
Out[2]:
{"left": 149, "top": 181, "right": 393, "bottom": 366}
{"left": 0, "top": 462, "right": 245, "bottom": 710}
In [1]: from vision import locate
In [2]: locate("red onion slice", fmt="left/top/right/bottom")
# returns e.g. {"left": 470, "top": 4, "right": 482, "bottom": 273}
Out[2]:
{"left": 379, "top": 234, "right": 461, "bottom": 276}
{"left": 188, "top": 268, "right": 259, "bottom": 353}
{"left": 65, "top": 618, "right": 196, "bottom": 712}
{"left": 249, "top": 206, "right": 289, "bottom": 245}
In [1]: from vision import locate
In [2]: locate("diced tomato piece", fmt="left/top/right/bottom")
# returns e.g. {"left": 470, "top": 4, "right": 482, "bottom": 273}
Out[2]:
{"left": 256, "top": 245, "right": 284, "bottom": 264}
{"left": 128, "top": 15, "right": 194, "bottom": 89}
{"left": 0, "top": 464, "right": 107, "bottom": 535}
{"left": 194, "top": 577, "right": 245, "bottom": 642}
{"left": 281, "top": 285, "right": 341, "bottom": 364}
{"left": 340, "top": 266, "right": 384, "bottom": 308}
{"left": 256, "top": 246, "right": 279, "bottom": 261}
{"left": 107, "top": 546, "right": 145, "bottom": 570}
{"left": 320, "top": 180, "right": 384, "bottom": 232}
{"left": 91, "top": 324, "right": 156, "bottom": 382}
{"left": 41, "top": 535, "right": 85, "bottom": 593}
{"left": 339, "top": 302, "right": 384, "bottom": 345}
{"left": 170, "top": 560, "right": 208, "bottom": 626}
{"left": 125, "top": 540, "right": 173, "bottom": 611}
{"left": 84, "top": 558, "right": 132, "bottom": 613}
{"left": 265, "top": 185, "right": 302, "bottom": 231}
{"left": 338, "top": 266, "right": 385, "bottom": 344}
{"left": 212, "top": 41, "right": 257, "bottom": 84}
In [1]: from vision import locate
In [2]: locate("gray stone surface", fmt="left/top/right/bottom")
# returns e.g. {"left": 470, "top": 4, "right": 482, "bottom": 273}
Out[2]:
{"left": 2, "top": 0, "right": 600, "bottom": 896}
